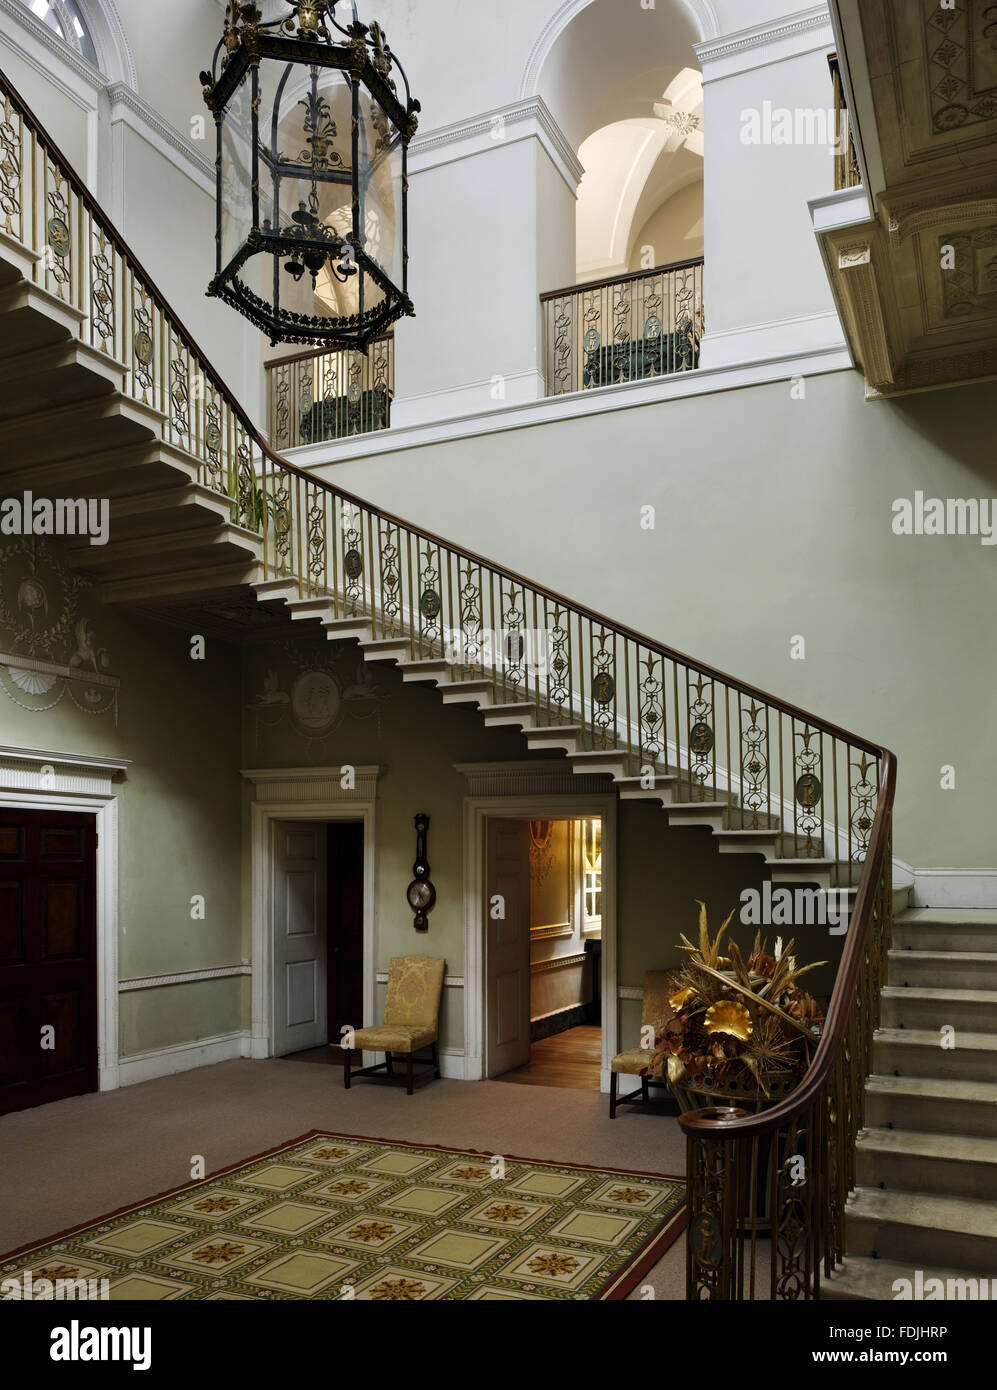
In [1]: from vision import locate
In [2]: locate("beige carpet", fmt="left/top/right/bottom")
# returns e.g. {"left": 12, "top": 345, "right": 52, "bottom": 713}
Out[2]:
{"left": 0, "top": 1059, "right": 687, "bottom": 1300}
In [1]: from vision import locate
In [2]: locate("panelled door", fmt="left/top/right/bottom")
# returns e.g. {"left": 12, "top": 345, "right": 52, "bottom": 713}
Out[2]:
{"left": 485, "top": 817, "right": 532, "bottom": 1077}
{"left": 273, "top": 821, "right": 328, "bottom": 1056}
{"left": 0, "top": 808, "right": 98, "bottom": 1116}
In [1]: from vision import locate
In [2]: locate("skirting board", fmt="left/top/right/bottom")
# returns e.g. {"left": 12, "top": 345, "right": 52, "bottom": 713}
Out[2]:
{"left": 908, "top": 869, "right": 997, "bottom": 911}
{"left": 117, "top": 1031, "right": 251, "bottom": 1087}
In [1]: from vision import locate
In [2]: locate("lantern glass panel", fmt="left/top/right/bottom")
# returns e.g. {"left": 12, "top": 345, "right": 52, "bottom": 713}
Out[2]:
{"left": 219, "top": 69, "right": 255, "bottom": 271}
{"left": 359, "top": 90, "right": 404, "bottom": 288}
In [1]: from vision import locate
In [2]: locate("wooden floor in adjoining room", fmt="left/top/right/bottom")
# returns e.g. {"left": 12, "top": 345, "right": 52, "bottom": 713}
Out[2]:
{"left": 499, "top": 1025, "right": 602, "bottom": 1091}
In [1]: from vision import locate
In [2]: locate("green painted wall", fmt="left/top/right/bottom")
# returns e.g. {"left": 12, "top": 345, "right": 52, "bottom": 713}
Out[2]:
{"left": 0, "top": 538, "right": 243, "bottom": 1057}
{"left": 312, "top": 371, "right": 997, "bottom": 870}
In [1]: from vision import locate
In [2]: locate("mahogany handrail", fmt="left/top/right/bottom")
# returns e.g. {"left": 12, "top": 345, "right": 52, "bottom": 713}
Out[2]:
{"left": 540, "top": 255, "right": 705, "bottom": 305}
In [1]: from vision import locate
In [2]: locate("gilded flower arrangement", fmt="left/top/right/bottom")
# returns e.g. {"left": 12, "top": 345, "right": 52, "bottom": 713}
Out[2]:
{"left": 650, "top": 903, "right": 826, "bottom": 1102}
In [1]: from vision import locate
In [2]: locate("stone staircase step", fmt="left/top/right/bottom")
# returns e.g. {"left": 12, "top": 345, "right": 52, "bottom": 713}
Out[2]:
{"left": 893, "top": 910, "right": 997, "bottom": 954}
{"left": 439, "top": 679, "right": 495, "bottom": 706}
{"left": 824, "top": 1254, "right": 991, "bottom": 1301}
{"left": 0, "top": 336, "right": 126, "bottom": 419}
{"left": 865, "top": 1074, "right": 997, "bottom": 1139}
{"left": 0, "top": 273, "right": 87, "bottom": 353}
{"left": 615, "top": 774, "right": 676, "bottom": 806}
{"left": 566, "top": 749, "right": 628, "bottom": 778}
{"left": 874, "top": 1027, "right": 997, "bottom": 1082}
{"left": 887, "top": 950, "right": 997, "bottom": 991}
{"left": 856, "top": 1127, "right": 997, "bottom": 1200}
{"left": 324, "top": 617, "right": 373, "bottom": 642}
{"left": 881, "top": 985, "right": 997, "bottom": 1034}
{"left": 400, "top": 658, "right": 451, "bottom": 684}
{"left": 843, "top": 1186, "right": 997, "bottom": 1274}
{"left": 358, "top": 637, "right": 411, "bottom": 663}
{"left": 524, "top": 725, "right": 584, "bottom": 754}
{"left": 0, "top": 391, "right": 165, "bottom": 467}
{"left": 768, "top": 858, "right": 838, "bottom": 888}
{"left": 480, "top": 704, "right": 537, "bottom": 730}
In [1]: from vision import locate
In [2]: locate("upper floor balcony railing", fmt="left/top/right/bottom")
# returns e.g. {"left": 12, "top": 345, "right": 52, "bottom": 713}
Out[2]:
{"left": 541, "top": 257, "right": 704, "bottom": 398}
{"left": 829, "top": 55, "right": 861, "bottom": 191}
{"left": 266, "top": 335, "right": 394, "bottom": 451}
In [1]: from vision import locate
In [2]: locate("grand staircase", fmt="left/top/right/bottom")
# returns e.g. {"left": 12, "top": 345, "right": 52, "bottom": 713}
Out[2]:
{"left": 826, "top": 908, "right": 997, "bottom": 1299}
{"left": 0, "top": 63, "right": 934, "bottom": 1301}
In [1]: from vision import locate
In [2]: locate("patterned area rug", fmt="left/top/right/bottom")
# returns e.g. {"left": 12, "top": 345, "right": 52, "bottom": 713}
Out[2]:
{"left": 2, "top": 1130, "right": 686, "bottom": 1301}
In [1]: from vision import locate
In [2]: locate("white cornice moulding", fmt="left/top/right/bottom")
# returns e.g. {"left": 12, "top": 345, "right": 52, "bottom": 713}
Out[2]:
{"left": 695, "top": 6, "right": 833, "bottom": 81}
{"left": 108, "top": 83, "right": 215, "bottom": 197}
{"left": 119, "top": 964, "right": 251, "bottom": 991}
{"left": 0, "top": 0, "right": 105, "bottom": 102}
{"left": 390, "top": 369, "right": 545, "bottom": 430}
{"left": 295, "top": 342, "right": 855, "bottom": 471}
{"left": 698, "top": 309, "right": 847, "bottom": 370}
{"left": 0, "top": 743, "right": 130, "bottom": 797}
{"left": 241, "top": 765, "right": 383, "bottom": 802}
{"left": 409, "top": 97, "right": 584, "bottom": 194}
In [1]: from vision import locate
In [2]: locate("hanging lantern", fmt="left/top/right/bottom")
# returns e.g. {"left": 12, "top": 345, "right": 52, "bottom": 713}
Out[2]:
{"left": 200, "top": 1, "right": 419, "bottom": 349}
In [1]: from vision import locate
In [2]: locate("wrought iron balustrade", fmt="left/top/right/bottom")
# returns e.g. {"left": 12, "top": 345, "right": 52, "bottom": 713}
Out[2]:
{"left": 830, "top": 55, "right": 861, "bottom": 191}
{"left": 541, "top": 258, "right": 704, "bottom": 397}
{"left": 0, "top": 63, "right": 896, "bottom": 1301}
{"left": 267, "top": 337, "right": 394, "bottom": 451}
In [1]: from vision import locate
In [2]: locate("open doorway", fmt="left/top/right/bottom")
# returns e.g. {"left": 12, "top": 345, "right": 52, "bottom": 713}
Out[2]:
{"left": 485, "top": 815, "right": 604, "bottom": 1091}
{"left": 273, "top": 819, "right": 364, "bottom": 1065}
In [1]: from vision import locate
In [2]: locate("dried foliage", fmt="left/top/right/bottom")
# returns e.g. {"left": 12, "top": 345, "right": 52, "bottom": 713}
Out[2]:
{"left": 648, "top": 904, "right": 826, "bottom": 1097}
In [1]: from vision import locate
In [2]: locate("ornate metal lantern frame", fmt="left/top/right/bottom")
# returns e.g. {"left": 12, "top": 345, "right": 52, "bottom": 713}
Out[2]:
{"left": 201, "top": 2, "right": 420, "bottom": 350}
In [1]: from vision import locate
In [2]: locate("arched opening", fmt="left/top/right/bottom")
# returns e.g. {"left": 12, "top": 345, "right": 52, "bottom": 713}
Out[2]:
{"left": 534, "top": 0, "right": 705, "bottom": 282}
{"left": 532, "top": 0, "right": 707, "bottom": 393}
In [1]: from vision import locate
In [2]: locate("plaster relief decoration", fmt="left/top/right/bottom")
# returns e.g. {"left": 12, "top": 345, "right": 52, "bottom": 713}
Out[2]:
{"left": 925, "top": 0, "right": 997, "bottom": 133}
{"left": 0, "top": 538, "right": 118, "bottom": 722}
{"left": 247, "top": 640, "right": 389, "bottom": 757}
{"left": 942, "top": 224, "right": 997, "bottom": 318}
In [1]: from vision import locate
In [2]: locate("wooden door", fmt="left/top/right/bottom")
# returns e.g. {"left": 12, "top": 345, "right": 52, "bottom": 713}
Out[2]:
{"left": 273, "top": 821, "right": 328, "bottom": 1056}
{"left": 485, "top": 817, "right": 532, "bottom": 1077}
{"left": 0, "top": 808, "right": 97, "bottom": 1115}
{"left": 327, "top": 821, "right": 364, "bottom": 1043}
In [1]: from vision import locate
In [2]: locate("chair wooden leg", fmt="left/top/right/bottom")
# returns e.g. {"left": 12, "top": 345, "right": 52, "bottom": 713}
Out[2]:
{"left": 406, "top": 1053, "right": 414, "bottom": 1096}
{"left": 610, "top": 1072, "right": 617, "bottom": 1119}
{"left": 344, "top": 1048, "right": 351, "bottom": 1090}
{"left": 641, "top": 1077, "right": 649, "bottom": 1103}
{"left": 385, "top": 1051, "right": 393, "bottom": 1075}
{"left": 432, "top": 1041, "right": 440, "bottom": 1079}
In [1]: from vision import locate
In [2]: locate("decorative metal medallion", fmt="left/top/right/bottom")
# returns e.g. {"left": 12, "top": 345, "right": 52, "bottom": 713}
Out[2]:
{"left": 795, "top": 772, "right": 822, "bottom": 808}
{"left": 689, "top": 1211, "right": 722, "bottom": 1270}
{"left": 690, "top": 720, "right": 715, "bottom": 755}
{"left": 644, "top": 314, "right": 662, "bottom": 340}
{"left": 593, "top": 670, "right": 615, "bottom": 706}
{"left": 584, "top": 328, "right": 601, "bottom": 353}
{"left": 505, "top": 631, "right": 525, "bottom": 665}
{"left": 134, "top": 329, "right": 154, "bottom": 365}
{"left": 344, "top": 547, "right": 363, "bottom": 580}
{"left": 299, "top": 392, "right": 313, "bottom": 417}
{"left": 274, "top": 504, "right": 291, "bottom": 536}
{"left": 348, "top": 381, "right": 361, "bottom": 405}
{"left": 205, "top": 421, "right": 222, "bottom": 453}
{"left": 419, "top": 587, "right": 441, "bottom": 620}
{"left": 47, "top": 216, "right": 70, "bottom": 258}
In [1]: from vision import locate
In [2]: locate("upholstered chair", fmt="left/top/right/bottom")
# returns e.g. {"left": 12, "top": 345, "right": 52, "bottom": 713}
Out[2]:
{"left": 342, "top": 955, "right": 446, "bottom": 1095}
{"left": 609, "top": 970, "right": 674, "bottom": 1118}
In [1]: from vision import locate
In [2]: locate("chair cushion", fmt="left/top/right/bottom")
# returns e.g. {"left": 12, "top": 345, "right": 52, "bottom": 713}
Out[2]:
{"left": 383, "top": 955, "right": 445, "bottom": 1031}
{"left": 611, "top": 1047, "right": 665, "bottom": 1077}
{"left": 349, "top": 1025, "right": 437, "bottom": 1054}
